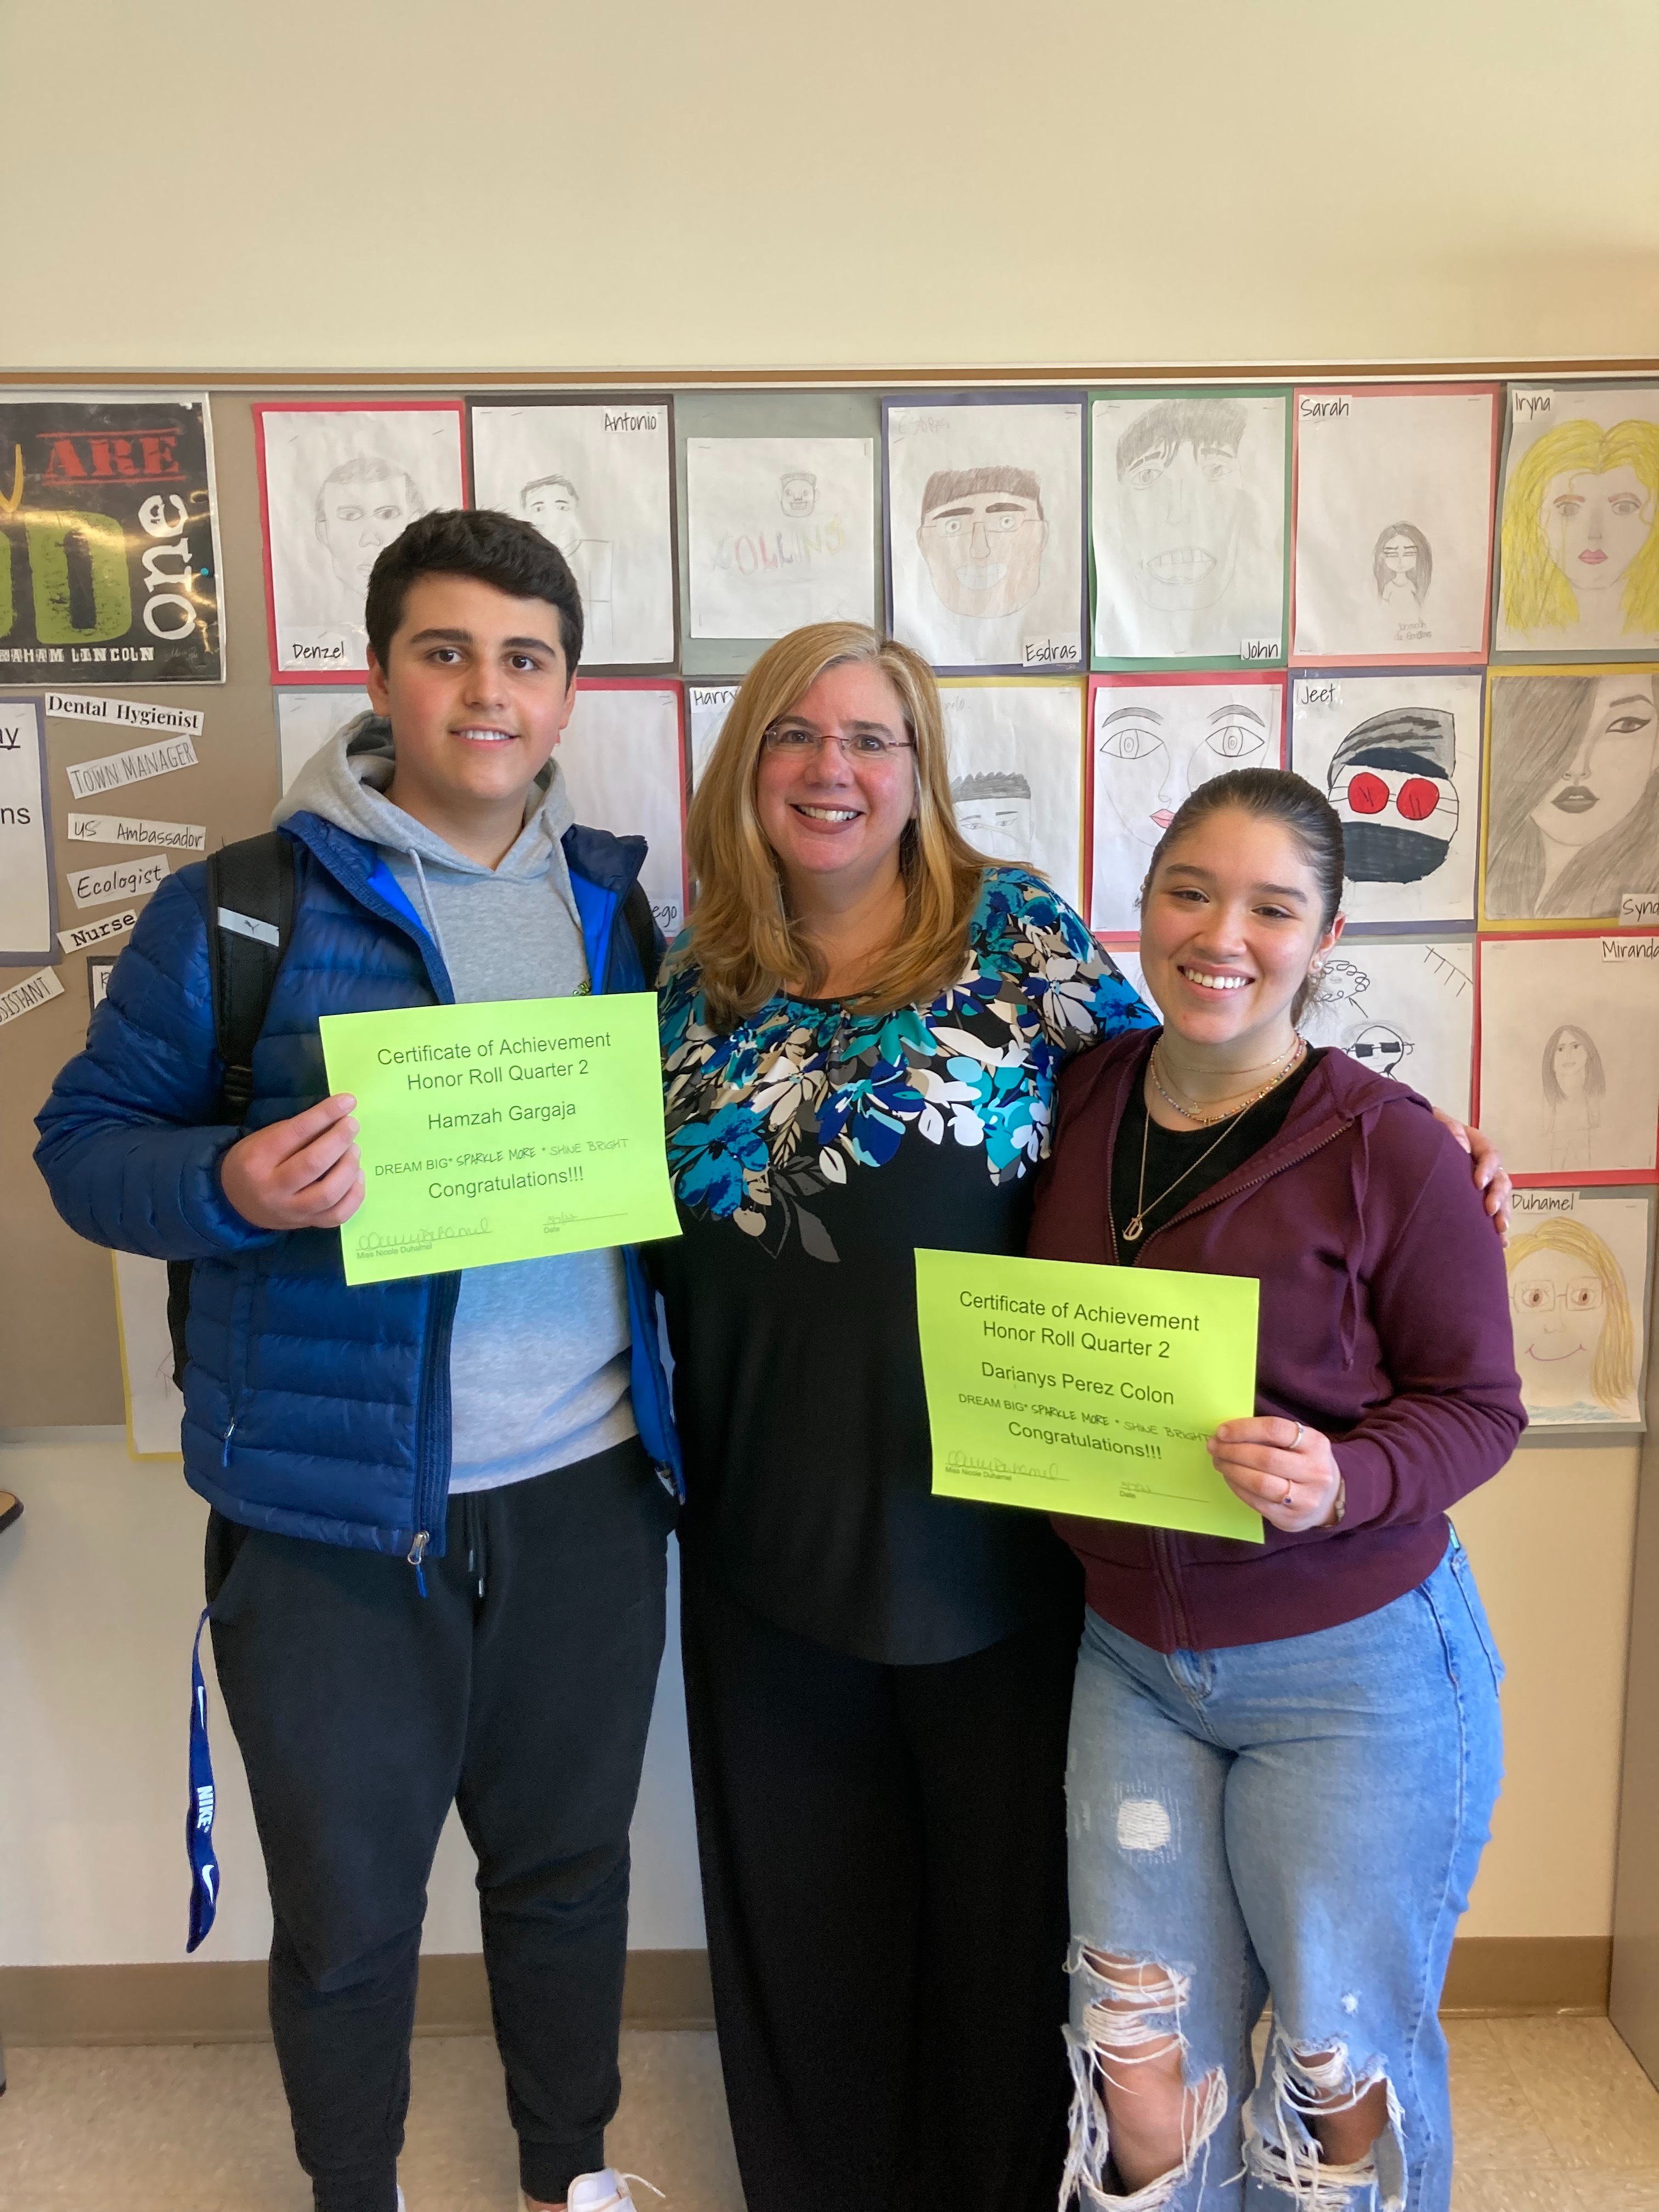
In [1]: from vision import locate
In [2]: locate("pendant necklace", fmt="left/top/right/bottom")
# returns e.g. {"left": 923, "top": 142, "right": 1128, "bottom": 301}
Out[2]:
{"left": 1121, "top": 1036, "right": 1307, "bottom": 1245}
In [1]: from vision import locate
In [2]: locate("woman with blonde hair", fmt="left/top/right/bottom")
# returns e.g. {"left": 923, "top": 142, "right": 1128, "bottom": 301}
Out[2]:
{"left": 651, "top": 620, "right": 1154, "bottom": 2212}
{"left": 1500, "top": 415, "right": 1659, "bottom": 645}
{"left": 1506, "top": 1215, "right": 1638, "bottom": 1416}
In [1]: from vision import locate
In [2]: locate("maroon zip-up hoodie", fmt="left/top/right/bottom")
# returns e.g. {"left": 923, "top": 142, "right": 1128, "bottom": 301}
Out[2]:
{"left": 1029, "top": 1030, "right": 1526, "bottom": 1653}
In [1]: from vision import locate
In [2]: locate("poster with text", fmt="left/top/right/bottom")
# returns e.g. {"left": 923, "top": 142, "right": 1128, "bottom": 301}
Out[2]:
{"left": 1091, "top": 387, "right": 1289, "bottom": 668}
{"left": 0, "top": 394, "right": 223, "bottom": 684}
{"left": 1299, "top": 938, "right": 1474, "bottom": 1120}
{"left": 1292, "top": 387, "right": 1499, "bottom": 665}
{"left": 470, "top": 399, "right": 677, "bottom": 669}
{"left": 687, "top": 437, "right": 876, "bottom": 638}
{"left": 1482, "top": 668, "right": 1659, "bottom": 926}
{"left": 885, "top": 394, "right": 1085, "bottom": 674}
{"left": 688, "top": 682, "right": 739, "bottom": 790}
{"left": 0, "top": 695, "right": 56, "bottom": 962}
{"left": 276, "top": 689, "right": 372, "bottom": 794}
{"left": 1504, "top": 1189, "right": 1650, "bottom": 1432}
{"left": 1477, "top": 932, "right": 1659, "bottom": 1180}
{"left": 940, "top": 680, "right": 1084, "bottom": 910}
{"left": 1497, "top": 385, "right": 1659, "bottom": 658}
{"left": 1289, "top": 670, "right": 1483, "bottom": 930}
{"left": 1086, "top": 671, "right": 1286, "bottom": 936}
{"left": 256, "top": 403, "right": 466, "bottom": 682}
{"left": 559, "top": 683, "right": 687, "bottom": 938}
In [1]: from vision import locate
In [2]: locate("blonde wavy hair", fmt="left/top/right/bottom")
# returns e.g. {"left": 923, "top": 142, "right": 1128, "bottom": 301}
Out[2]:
{"left": 681, "top": 623, "right": 985, "bottom": 1028}
{"left": 1505, "top": 1216, "right": 1636, "bottom": 1410}
{"left": 1501, "top": 417, "right": 1659, "bottom": 635}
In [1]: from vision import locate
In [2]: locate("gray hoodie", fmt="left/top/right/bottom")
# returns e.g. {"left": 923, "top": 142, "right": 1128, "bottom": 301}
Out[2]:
{"left": 274, "top": 717, "right": 635, "bottom": 1490}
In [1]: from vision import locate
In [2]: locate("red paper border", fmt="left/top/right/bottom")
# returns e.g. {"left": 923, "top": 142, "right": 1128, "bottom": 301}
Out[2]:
{"left": 254, "top": 399, "right": 470, "bottom": 687}
{"left": 1474, "top": 927, "right": 1659, "bottom": 1185}
{"left": 1288, "top": 384, "right": 1502, "bottom": 671}
{"left": 1083, "top": 668, "right": 1289, "bottom": 943}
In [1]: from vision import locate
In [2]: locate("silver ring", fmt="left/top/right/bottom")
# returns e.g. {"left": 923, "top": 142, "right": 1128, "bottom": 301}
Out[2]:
{"left": 1290, "top": 1423, "right": 1305, "bottom": 1451}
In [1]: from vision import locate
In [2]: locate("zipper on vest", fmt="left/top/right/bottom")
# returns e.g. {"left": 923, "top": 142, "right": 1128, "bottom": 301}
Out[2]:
{"left": 408, "top": 1531, "right": 430, "bottom": 1598}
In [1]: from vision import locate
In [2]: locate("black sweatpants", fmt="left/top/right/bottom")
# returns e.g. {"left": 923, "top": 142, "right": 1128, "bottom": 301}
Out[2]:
{"left": 679, "top": 1549, "right": 1082, "bottom": 2212}
{"left": 206, "top": 1439, "right": 674, "bottom": 2212}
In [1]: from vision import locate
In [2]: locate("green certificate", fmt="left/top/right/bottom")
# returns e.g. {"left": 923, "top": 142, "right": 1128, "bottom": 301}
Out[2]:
{"left": 320, "top": 993, "right": 679, "bottom": 1285}
{"left": 915, "top": 1249, "right": 1263, "bottom": 1542}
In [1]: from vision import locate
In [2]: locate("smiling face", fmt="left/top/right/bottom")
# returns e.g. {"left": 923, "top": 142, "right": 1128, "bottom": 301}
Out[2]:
{"left": 366, "top": 573, "right": 575, "bottom": 860}
{"left": 1138, "top": 808, "right": 1341, "bottom": 1062}
{"left": 1119, "top": 436, "right": 1243, "bottom": 611}
{"left": 1551, "top": 1030, "right": 1591, "bottom": 1096}
{"left": 1541, "top": 464, "right": 1655, "bottom": 595}
{"left": 753, "top": 661, "right": 918, "bottom": 909}
{"left": 1097, "top": 691, "right": 1273, "bottom": 847}
{"left": 317, "top": 466, "right": 418, "bottom": 591}
{"left": 1530, "top": 673, "right": 1659, "bottom": 851}
{"left": 918, "top": 489, "right": 1048, "bottom": 619}
{"left": 1509, "top": 1244, "right": 1606, "bottom": 1406}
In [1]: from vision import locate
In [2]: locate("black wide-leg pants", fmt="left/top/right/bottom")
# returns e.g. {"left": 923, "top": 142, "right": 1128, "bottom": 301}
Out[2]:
{"left": 206, "top": 1440, "right": 673, "bottom": 2212}
{"left": 679, "top": 1548, "right": 1081, "bottom": 2212}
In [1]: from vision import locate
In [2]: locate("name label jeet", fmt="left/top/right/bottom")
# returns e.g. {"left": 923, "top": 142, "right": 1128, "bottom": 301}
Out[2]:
{"left": 913, "top": 1250, "right": 1263, "bottom": 1542}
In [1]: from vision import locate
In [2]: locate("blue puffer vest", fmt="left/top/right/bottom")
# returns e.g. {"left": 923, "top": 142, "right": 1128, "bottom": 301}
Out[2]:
{"left": 35, "top": 810, "right": 682, "bottom": 1558}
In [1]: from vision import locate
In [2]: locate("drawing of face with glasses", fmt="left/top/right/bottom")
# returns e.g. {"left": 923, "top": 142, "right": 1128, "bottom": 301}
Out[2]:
{"left": 1327, "top": 706, "right": 1459, "bottom": 885}
{"left": 1114, "top": 397, "right": 1247, "bottom": 613}
{"left": 1094, "top": 687, "right": 1274, "bottom": 847}
{"left": 917, "top": 467, "right": 1048, "bottom": 620}
{"left": 1346, "top": 1021, "right": 1413, "bottom": 1078}
{"left": 1505, "top": 1217, "right": 1637, "bottom": 1414}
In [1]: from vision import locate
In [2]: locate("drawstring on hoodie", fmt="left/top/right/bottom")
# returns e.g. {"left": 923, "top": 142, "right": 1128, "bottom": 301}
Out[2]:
{"left": 408, "top": 848, "right": 453, "bottom": 973}
{"left": 1339, "top": 1109, "right": 1376, "bottom": 1369}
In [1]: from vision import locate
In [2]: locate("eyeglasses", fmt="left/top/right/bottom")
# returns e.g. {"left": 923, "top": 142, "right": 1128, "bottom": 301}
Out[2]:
{"left": 762, "top": 725, "right": 915, "bottom": 762}
{"left": 1510, "top": 1278, "right": 1604, "bottom": 1314}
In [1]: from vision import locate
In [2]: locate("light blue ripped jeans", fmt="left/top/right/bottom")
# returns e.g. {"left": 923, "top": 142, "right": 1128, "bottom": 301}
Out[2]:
{"left": 1063, "top": 1536, "right": 1503, "bottom": 2212}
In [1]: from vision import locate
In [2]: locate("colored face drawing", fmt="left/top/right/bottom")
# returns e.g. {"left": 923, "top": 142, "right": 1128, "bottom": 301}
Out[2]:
{"left": 918, "top": 489, "right": 1048, "bottom": 619}
{"left": 1541, "top": 464, "right": 1655, "bottom": 596}
{"left": 1119, "top": 433, "right": 1244, "bottom": 612}
{"left": 1509, "top": 1244, "right": 1607, "bottom": 1406}
{"left": 1529, "top": 673, "right": 1658, "bottom": 854}
{"left": 1096, "top": 691, "right": 1273, "bottom": 847}
{"left": 954, "top": 791, "right": 1034, "bottom": 862}
{"left": 317, "top": 469, "right": 416, "bottom": 589}
{"left": 523, "top": 479, "right": 583, "bottom": 558}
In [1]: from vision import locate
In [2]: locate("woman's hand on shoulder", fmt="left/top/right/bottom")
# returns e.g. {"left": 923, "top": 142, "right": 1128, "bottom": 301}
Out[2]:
{"left": 1207, "top": 1417, "right": 1342, "bottom": 1534}
{"left": 1432, "top": 1110, "right": 1511, "bottom": 1239}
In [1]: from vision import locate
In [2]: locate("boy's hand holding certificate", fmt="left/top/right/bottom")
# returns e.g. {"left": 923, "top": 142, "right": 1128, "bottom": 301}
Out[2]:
{"left": 915, "top": 1249, "right": 1263, "bottom": 1542}
{"left": 320, "top": 993, "right": 679, "bottom": 1284}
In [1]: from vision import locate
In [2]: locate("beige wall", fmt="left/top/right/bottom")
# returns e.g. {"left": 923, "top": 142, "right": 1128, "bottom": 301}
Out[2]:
{"left": 4, "top": 2, "right": 1658, "bottom": 376}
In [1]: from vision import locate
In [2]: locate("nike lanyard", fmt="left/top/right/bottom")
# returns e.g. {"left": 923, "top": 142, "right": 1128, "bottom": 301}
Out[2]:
{"left": 185, "top": 1608, "right": 221, "bottom": 1951}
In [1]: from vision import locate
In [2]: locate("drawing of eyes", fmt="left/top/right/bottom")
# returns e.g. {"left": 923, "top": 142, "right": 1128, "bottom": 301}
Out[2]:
{"left": 1550, "top": 494, "right": 1585, "bottom": 518}
{"left": 1196, "top": 447, "right": 1240, "bottom": 483}
{"left": 1124, "top": 456, "right": 1172, "bottom": 489}
{"left": 1099, "top": 723, "right": 1166, "bottom": 763}
{"left": 1201, "top": 719, "right": 1267, "bottom": 765}
{"left": 1602, "top": 710, "right": 1656, "bottom": 736}
{"left": 1610, "top": 494, "right": 1649, "bottom": 517}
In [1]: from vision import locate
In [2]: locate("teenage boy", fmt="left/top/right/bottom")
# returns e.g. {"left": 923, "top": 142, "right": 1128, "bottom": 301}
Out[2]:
{"left": 36, "top": 509, "right": 680, "bottom": 2212}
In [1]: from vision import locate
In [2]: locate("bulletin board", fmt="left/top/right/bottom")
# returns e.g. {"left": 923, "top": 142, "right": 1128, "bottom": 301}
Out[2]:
{"left": 4, "top": 366, "right": 1659, "bottom": 1447}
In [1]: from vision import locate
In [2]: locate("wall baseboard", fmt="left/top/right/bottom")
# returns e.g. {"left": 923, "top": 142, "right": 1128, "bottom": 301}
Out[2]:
{"left": 0, "top": 1935, "right": 1607, "bottom": 2049}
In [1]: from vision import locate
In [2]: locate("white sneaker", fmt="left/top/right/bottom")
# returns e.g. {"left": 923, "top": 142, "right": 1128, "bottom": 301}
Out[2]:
{"left": 526, "top": 2172, "right": 662, "bottom": 2212}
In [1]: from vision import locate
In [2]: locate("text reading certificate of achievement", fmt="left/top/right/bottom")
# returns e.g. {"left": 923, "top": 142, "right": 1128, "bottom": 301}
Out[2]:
{"left": 320, "top": 994, "right": 679, "bottom": 1286}
{"left": 915, "top": 1249, "right": 1262, "bottom": 1542}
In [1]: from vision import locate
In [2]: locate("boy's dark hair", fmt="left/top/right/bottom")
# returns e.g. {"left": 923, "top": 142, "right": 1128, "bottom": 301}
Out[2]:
{"left": 363, "top": 507, "right": 584, "bottom": 672}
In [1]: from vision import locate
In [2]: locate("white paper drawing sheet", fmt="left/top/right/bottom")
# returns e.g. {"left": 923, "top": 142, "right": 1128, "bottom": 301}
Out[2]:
{"left": 113, "top": 1251, "right": 184, "bottom": 1457}
{"left": 1504, "top": 1188, "right": 1650, "bottom": 1430}
{"left": 887, "top": 400, "right": 1084, "bottom": 673}
{"left": 1087, "top": 675, "right": 1284, "bottom": 936}
{"left": 687, "top": 438, "right": 876, "bottom": 639}
{"left": 1292, "top": 390, "right": 1497, "bottom": 662}
{"left": 276, "top": 690, "right": 372, "bottom": 794}
{"left": 1483, "top": 670, "right": 1659, "bottom": 924}
{"left": 1092, "top": 392, "right": 1288, "bottom": 663}
{"left": 471, "top": 403, "right": 676, "bottom": 668}
{"left": 940, "top": 682, "right": 1084, "bottom": 910}
{"left": 259, "top": 408, "right": 465, "bottom": 678}
{"left": 1289, "top": 672, "right": 1482, "bottom": 930}
{"left": 1479, "top": 934, "right": 1659, "bottom": 1176}
{"left": 559, "top": 687, "right": 686, "bottom": 936}
{"left": 1498, "top": 386, "right": 1659, "bottom": 656}
{"left": 0, "top": 696, "right": 55, "bottom": 960}
{"left": 1299, "top": 939, "right": 1474, "bottom": 1120}
{"left": 688, "top": 684, "right": 739, "bottom": 790}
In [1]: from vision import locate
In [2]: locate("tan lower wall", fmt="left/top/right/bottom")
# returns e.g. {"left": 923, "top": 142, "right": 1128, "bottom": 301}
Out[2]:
{"left": 0, "top": 1937, "right": 1609, "bottom": 2051}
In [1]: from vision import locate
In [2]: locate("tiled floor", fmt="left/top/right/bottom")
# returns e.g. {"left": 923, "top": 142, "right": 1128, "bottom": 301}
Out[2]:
{"left": 1, "top": 2016, "right": 1657, "bottom": 2208}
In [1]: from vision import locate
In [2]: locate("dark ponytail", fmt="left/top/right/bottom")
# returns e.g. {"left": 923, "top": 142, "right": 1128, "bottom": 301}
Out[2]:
{"left": 1139, "top": 769, "right": 1346, "bottom": 1021}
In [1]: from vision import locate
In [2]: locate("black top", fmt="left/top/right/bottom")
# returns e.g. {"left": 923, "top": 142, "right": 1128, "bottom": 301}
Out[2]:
{"left": 1109, "top": 1042, "right": 1325, "bottom": 1260}
{"left": 651, "top": 870, "right": 1154, "bottom": 1664}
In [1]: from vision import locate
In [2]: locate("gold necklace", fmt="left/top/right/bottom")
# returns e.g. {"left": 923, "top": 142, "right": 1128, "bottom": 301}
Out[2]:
{"left": 1121, "top": 1038, "right": 1307, "bottom": 1244}
{"left": 1149, "top": 1035, "right": 1302, "bottom": 1127}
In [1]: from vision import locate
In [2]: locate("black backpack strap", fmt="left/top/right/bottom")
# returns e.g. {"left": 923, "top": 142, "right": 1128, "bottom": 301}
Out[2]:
{"left": 620, "top": 881, "right": 661, "bottom": 990}
{"left": 168, "top": 831, "right": 296, "bottom": 1389}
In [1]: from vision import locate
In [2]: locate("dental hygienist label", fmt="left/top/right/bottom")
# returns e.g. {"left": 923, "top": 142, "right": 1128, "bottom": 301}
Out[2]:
{"left": 319, "top": 993, "right": 680, "bottom": 1285}
{"left": 914, "top": 1249, "right": 1263, "bottom": 1541}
